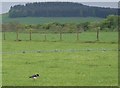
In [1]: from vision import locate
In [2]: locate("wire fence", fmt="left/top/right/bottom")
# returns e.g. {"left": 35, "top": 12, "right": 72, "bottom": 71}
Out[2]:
{"left": 1, "top": 31, "right": 118, "bottom": 42}
{"left": 1, "top": 48, "right": 118, "bottom": 55}
{"left": 2, "top": 31, "right": 84, "bottom": 41}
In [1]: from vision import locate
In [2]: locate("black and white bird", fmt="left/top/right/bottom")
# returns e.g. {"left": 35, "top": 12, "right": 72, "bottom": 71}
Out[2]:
{"left": 29, "top": 74, "right": 40, "bottom": 80}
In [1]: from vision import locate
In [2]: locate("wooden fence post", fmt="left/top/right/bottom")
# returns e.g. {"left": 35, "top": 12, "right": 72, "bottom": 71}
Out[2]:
{"left": 97, "top": 27, "right": 100, "bottom": 41}
{"left": 60, "top": 30, "right": 62, "bottom": 41}
{"left": 3, "top": 31, "right": 6, "bottom": 40}
{"left": 29, "top": 29, "right": 32, "bottom": 41}
{"left": 44, "top": 31, "right": 47, "bottom": 41}
{"left": 16, "top": 30, "right": 19, "bottom": 41}
{"left": 76, "top": 30, "right": 79, "bottom": 41}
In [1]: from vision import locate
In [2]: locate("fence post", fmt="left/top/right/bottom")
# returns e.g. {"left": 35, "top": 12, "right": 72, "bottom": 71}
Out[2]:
{"left": 76, "top": 30, "right": 79, "bottom": 41}
{"left": 3, "top": 31, "right": 6, "bottom": 40}
{"left": 29, "top": 29, "right": 32, "bottom": 41}
{"left": 59, "top": 29, "right": 62, "bottom": 41}
{"left": 97, "top": 27, "right": 100, "bottom": 41}
{"left": 44, "top": 31, "right": 47, "bottom": 41}
{"left": 45, "top": 34, "right": 46, "bottom": 41}
{"left": 16, "top": 30, "right": 19, "bottom": 41}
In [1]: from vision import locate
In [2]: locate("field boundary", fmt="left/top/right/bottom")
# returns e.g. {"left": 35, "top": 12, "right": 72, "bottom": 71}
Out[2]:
{"left": 2, "top": 32, "right": 118, "bottom": 43}
{"left": 1, "top": 48, "right": 118, "bottom": 55}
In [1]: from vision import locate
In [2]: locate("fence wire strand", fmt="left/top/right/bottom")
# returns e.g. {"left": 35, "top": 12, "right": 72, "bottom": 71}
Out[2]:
{"left": 1, "top": 48, "right": 118, "bottom": 55}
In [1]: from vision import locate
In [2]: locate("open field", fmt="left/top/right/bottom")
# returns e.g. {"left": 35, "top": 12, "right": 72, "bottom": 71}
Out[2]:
{"left": 2, "top": 13, "right": 103, "bottom": 24}
{"left": 2, "top": 32, "right": 118, "bottom": 86}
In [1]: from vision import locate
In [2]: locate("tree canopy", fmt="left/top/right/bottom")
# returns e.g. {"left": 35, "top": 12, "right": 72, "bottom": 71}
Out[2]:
{"left": 9, "top": 2, "right": 118, "bottom": 18}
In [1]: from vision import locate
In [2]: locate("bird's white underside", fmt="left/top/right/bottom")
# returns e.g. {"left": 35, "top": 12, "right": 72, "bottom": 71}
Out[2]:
{"left": 33, "top": 77, "right": 37, "bottom": 79}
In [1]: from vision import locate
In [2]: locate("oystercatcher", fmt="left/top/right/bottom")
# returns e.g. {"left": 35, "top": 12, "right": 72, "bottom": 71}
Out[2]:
{"left": 29, "top": 74, "right": 39, "bottom": 80}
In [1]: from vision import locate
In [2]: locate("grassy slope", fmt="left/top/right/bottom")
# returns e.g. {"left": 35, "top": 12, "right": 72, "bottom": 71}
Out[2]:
{"left": 2, "top": 13, "right": 103, "bottom": 24}
{"left": 2, "top": 32, "right": 118, "bottom": 86}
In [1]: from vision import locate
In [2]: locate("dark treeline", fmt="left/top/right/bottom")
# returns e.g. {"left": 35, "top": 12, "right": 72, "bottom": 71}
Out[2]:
{"left": 9, "top": 2, "right": 118, "bottom": 18}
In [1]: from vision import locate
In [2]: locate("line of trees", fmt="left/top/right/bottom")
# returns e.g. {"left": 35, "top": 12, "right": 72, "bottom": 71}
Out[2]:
{"left": 9, "top": 2, "right": 118, "bottom": 18}
{"left": 2, "top": 15, "right": 119, "bottom": 41}
{"left": 2, "top": 15, "right": 119, "bottom": 32}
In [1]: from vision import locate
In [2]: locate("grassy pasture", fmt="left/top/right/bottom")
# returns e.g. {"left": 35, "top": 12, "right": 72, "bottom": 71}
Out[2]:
{"left": 2, "top": 32, "right": 118, "bottom": 86}
{"left": 2, "top": 13, "right": 103, "bottom": 24}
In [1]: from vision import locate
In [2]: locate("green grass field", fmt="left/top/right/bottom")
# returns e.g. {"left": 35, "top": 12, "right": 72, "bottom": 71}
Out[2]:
{"left": 2, "top": 13, "right": 103, "bottom": 24}
{"left": 2, "top": 32, "right": 118, "bottom": 86}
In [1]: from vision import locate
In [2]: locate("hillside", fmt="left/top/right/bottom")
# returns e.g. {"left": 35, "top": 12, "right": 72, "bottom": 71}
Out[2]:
{"left": 9, "top": 2, "right": 118, "bottom": 18}
{"left": 2, "top": 13, "right": 103, "bottom": 25}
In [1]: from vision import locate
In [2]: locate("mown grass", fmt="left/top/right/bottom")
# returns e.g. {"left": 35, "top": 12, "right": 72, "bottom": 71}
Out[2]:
{"left": 2, "top": 32, "right": 118, "bottom": 86}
